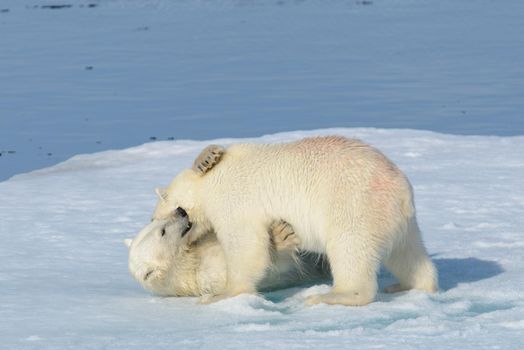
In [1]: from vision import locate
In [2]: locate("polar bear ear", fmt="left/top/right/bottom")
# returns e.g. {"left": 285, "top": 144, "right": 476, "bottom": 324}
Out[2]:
{"left": 155, "top": 187, "right": 168, "bottom": 202}
{"left": 192, "top": 145, "right": 225, "bottom": 176}
{"left": 124, "top": 238, "right": 133, "bottom": 249}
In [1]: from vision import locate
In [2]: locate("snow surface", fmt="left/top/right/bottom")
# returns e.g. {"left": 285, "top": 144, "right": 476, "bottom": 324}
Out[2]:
{"left": 1, "top": 128, "right": 523, "bottom": 349}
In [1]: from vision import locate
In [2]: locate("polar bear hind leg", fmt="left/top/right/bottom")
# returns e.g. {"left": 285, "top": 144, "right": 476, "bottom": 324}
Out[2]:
{"left": 306, "top": 224, "right": 382, "bottom": 307}
{"left": 384, "top": 218, "right": 438, "bottom": 293}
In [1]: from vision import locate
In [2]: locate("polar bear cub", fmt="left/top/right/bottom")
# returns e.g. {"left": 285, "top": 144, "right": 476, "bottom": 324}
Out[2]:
{"left": 126, "top": 211, "right": 315, "bottom": 296}
{"left": 154, "top": 136, "right": 438, "bottom": 306}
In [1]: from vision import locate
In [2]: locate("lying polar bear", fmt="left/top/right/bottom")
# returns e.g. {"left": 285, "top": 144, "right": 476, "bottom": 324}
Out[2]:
{"left": 149, "top": 136, "right": 438, "bottom": 306}
{"left": 126, "top": 212, "right": 325, "bottom": 296}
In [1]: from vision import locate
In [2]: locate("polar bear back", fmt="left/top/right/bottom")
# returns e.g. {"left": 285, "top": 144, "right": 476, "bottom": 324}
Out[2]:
{"left": 198, "top": 136, "right": 414, "bottom": 253}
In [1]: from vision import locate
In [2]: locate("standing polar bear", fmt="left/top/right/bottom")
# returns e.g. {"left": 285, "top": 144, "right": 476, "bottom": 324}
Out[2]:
{"left": 154, "top": 136, "right": 438, "bottom": 306}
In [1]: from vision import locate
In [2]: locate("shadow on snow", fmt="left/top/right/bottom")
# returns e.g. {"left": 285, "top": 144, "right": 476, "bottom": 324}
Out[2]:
{"left": 432, "top": 257, "right": 504, "bottom": 291}
{"left": 264, "top": 256, "right": 504, "bottom": 303}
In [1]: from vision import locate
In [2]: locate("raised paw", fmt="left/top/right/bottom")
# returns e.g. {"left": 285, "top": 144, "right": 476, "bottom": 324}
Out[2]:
{"left": 192, "top": 145, "right": 225, "bottom": 175}
{"left": 269, "top": 220, "right": 301, "bottom": 252}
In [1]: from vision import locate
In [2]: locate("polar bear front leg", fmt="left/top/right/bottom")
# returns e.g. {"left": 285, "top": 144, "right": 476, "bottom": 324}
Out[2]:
{"left": 199, "top": 221, "right": 272, "bottom": 304}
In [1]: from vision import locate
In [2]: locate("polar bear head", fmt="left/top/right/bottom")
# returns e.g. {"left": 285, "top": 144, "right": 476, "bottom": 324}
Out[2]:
{"left": 152, "top": 169, "right": 200, "bottom": 219}
{"left": 152, "top": 145, "right": 226, "bottom": 238}
{"left": 126, "top": 145, "right": 227, "bottom": 296}
{"left": 153, "top": 145, "right": 225, "bottom": 221}
{"left": 125, "top": 209, "right": 196, "bottom": 296}
{"left": 151, "top": 170, "right": 212, "bottom": 241}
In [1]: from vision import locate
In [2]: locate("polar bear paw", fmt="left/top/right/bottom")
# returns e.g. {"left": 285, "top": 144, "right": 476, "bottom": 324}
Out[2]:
{"left": 193, "top": 145, "right": 225, "bottom": 175}
{"left": 269, "top": 220, "right": 301, "bottom": 252}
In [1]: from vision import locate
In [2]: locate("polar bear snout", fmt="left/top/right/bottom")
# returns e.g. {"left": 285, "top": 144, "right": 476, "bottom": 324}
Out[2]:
{"left": 164, "top": 209, "right": 192, "bottom": 238}
{"left": 175, "top": 207, "right": 188, "bottom": 218}
{"left": 172, "top": 207, "right": 192, "bottom": 237}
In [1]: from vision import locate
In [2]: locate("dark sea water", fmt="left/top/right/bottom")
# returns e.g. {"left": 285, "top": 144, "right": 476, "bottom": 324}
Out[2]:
{"left": 1, "top": 0, "right": 523, "bottom": 181}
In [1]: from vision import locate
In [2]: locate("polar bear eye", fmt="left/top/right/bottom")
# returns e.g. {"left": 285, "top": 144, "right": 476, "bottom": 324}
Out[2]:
{"left": 161, "top": 228, "right": 166, "bottom": 237}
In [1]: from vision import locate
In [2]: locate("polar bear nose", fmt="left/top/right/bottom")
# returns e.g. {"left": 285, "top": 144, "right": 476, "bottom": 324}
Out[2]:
{"left": 175, "top": 207, "right": 188, "bottom": 218}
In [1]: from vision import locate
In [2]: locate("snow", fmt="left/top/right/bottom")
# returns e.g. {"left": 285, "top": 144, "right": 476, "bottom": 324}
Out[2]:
{"left": 1, "top": 128, "right": 524, "bottom": 349}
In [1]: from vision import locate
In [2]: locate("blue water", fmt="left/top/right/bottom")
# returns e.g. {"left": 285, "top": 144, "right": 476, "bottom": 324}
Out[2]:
{"left": 1, "top": 0, "right": 523, "bottom": 181}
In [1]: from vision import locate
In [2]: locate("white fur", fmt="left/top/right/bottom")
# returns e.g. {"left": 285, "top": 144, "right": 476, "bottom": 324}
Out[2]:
{"left": 126, "top": 219, "right": 322, "bottom": 297}
{"left": 154, "top": 136, "right": 438, "bottom": 305}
